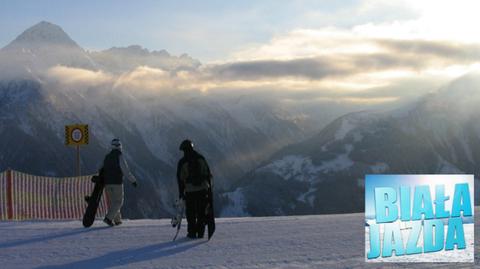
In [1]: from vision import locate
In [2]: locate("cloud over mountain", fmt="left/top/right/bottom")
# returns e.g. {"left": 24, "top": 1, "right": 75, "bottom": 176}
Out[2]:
{"left": 4, "top": 20, "right": 480, "bottom": 108}
{"left": 47, "top": 66, "right": 112, "bottom": 86}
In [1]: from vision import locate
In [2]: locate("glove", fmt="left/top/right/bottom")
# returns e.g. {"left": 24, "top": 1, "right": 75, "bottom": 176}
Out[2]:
{"left": 179, "top": 192, "right": 185, "bottom": 200}
{"left": 132, "top": 181, "right": 138, "bottom": 188}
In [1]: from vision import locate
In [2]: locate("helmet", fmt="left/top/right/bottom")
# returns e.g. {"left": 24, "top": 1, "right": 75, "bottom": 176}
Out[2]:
{"left": 111, "top": 138, "right": 122, "bottom": 150}
{"left": 179, "top": 139, "right": 194, "bottom": 151}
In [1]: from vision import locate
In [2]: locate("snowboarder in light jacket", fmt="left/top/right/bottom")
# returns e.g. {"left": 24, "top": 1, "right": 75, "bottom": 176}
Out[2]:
{"left": 177, "top": 139, "right": 212, "bottom": 239}
{"left": 102, "top": 138, "right": 138, "bottom": 226}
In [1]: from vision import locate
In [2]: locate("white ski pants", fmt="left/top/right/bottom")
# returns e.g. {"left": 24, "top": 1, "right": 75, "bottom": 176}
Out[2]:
{"left": 105, "top": 184, "right": 124, "bottom": 222}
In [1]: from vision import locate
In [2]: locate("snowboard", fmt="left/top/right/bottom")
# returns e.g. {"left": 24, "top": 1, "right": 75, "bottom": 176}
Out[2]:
{"left": 206, "top": 188, "right": 215, "bottom": 240}
{"left": 171, "top": 198, "right": 185, "bottom": 241}
{"left": 82, "top": 174, "right": 105, "bottom": 228}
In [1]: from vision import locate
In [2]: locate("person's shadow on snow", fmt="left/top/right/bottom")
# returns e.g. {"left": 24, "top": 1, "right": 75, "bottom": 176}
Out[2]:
{"left": 35, "top": 238, "right": 206, "bottom": 269}
{"left": 0, "top": 226, "right": 110, "bottom": 249}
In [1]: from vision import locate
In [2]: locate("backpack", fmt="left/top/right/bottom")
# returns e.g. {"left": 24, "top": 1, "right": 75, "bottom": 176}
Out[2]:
{"left": 186, "top": 155, "right": 209, "bottom": 186}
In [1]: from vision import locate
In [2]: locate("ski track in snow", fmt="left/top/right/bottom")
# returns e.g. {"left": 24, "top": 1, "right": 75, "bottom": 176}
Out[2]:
{"left": 0, "top": 208, "right": 478, "bottom": 269}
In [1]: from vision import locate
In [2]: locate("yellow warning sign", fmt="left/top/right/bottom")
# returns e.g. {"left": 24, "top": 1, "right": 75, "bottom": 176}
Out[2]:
{"left": 65, "top": 124, "right": 89, "bottom": 145}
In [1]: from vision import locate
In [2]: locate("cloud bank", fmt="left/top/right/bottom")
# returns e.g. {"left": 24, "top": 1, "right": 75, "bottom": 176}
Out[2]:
{"left": 47, "top": 66, "right": 112, "bottom": 87}
{"left": 37, "top": 0, "right": 480, "bottom": 106}
{"left": 44, "top": 32, "right": 480, "bottom": 105}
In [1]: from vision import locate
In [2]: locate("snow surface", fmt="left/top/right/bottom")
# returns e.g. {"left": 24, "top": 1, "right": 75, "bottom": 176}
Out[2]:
{"left": 334, "top": 118, "right": 356, "bottom": 140}
{"left": 296, "top": 187, "right": 317, "bottom": 206}
{"left": 259, "top": 144, "right": 355, "bottom": 182}
{"left": 317, "top": 144, "right": 354, "bottom": 173}
{"left": 0, "top": 208, "right": 478, "bottom": 269}
{"left": 258, "top": 155, "right": 321, "bottom": 182}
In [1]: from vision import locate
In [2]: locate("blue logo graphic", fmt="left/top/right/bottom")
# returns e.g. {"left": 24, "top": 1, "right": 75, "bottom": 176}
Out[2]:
{"left": 365, "top": 175, "right": 474, "bottom": 262}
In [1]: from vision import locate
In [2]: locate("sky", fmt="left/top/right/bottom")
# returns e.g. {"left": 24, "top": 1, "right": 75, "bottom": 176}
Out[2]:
{"left": 2, "top": 0, "right": 480, "bottom": 106}
{"left": 1, "top": 0, "right": 478, "bottom": 61}
{"left": 1, "top": 0, "right": 372, "bottom": 61}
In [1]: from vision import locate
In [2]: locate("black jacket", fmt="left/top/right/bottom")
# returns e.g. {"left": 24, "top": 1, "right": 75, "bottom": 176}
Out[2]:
{"left": 103, "top": 149, "right": 123, "bottom": 184}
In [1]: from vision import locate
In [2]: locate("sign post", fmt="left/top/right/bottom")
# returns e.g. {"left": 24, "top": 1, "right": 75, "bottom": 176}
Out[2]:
{"left": 65, "top": 124, "right": 89, "bottom": 176}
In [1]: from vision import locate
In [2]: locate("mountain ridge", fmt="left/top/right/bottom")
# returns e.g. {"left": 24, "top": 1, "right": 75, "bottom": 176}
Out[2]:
{"left": 222, "top": 73, "right": 480, "bottom": 216}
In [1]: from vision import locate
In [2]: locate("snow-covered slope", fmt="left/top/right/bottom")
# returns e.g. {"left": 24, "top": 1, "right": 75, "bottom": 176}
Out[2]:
{"left": 1, "top": 207, "right": 478, "bottom": 269}
{"left": 224, "top": 73, "right": 480, "bottom": 216}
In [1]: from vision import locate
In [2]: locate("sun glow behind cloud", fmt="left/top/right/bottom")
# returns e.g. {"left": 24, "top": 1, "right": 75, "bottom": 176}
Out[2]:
{"left": 361, "top": 0, "right": 480, "bottom": 43}
{"left": 207, "top": 0, "right": 480, "bottom": 104}
{"left": 47, "top": 66, "right": 112, "bottom": 86}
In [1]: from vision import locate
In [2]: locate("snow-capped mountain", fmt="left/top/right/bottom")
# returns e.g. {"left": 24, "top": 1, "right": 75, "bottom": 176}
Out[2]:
{"left": 0, "top": 21, "right": 97, "bottom": 78}
{"left": 90, "top": 45, "right": 201, "bottom": 73}
{"left": 222, "top": 73, "right": 480, "bottom": 217}
{"left": 0, "top": 22, "right": 327, "bottom": 218}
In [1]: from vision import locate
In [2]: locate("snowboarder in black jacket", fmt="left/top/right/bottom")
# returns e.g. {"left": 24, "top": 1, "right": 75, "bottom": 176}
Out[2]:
{"left": 177, "top": 139, "right": 212, "bottom": 239}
